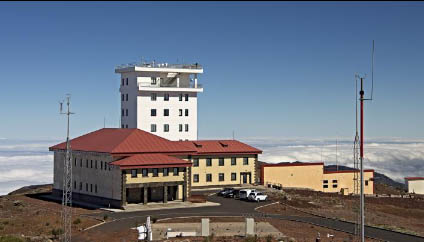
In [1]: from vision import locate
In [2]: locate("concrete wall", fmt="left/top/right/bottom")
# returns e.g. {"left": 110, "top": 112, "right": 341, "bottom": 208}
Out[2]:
{"left": 53, "top": 151, "right": 122, "bottom": 201}
{"left": 190, "top": 155, "right": 257, "bottom": 187}
{"left": 407, "top": 180, "right": 424, "bottom": 194}
{"left": 323, "top": 171, "right": 374, "bottom": 195}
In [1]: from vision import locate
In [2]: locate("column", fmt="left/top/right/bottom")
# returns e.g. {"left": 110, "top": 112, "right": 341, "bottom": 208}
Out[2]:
{"left": 163, "top": 185, "right": 168, "bottom": 203}
{"left": 182, "top": 183, "right": 187, "bottom": 202}
{"left": 194, "top": 74, "right": 198, "bottom": 88}
{"left": 143, "top": 187, "right": 148, "bottom": 205}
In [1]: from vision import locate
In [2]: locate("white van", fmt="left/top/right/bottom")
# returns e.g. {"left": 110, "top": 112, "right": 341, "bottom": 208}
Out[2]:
{"left": 239, "top": 189, "right": 256, "bottom": 200}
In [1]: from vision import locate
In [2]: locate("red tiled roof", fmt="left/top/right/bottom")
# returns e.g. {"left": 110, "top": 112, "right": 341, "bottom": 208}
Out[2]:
{"left": 405, "top": 177, "right": 424, "bottom": 181}
{"left": 175, "top": 140, "right": 262, "bottom": 155}
{"left": 49, "top": 128, "right": 195, "bottom": 154}
{"left": 111, "top": 154, "right": 191, "bottom": 169}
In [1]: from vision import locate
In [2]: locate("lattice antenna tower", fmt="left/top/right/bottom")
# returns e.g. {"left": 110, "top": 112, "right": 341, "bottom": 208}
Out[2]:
{"left": 60, "top": 94, "right": 75, "bottom": 242}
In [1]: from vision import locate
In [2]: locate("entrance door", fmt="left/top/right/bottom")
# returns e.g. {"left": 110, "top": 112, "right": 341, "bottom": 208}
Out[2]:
{"left": 241, "top": 173, "right": 247, "bottom": 184}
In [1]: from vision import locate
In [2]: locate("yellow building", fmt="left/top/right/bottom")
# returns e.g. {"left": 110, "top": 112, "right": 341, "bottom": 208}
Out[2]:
{"left": 50, "top": 128, "right": 262, "bottom": 208}
{"left": 261, "top": 162, "right": 374, "bottom": 195}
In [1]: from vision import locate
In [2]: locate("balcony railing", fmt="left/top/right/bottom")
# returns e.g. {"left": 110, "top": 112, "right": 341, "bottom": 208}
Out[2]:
{"left": 116, "top": 62, "right": 202, "bottom": 70}
{"left": 138, "top": 83, "right": 203, "bottom": 89}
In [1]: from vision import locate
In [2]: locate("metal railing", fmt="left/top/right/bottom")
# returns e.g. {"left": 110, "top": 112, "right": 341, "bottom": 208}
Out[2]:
{"left": 116, "top": 62, "right": 202, "bottom": 70}
{"left": 138, "top": 83, "right": 203, "bottom": 89}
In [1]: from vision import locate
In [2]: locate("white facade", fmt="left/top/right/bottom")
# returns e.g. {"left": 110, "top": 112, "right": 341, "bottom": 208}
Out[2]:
{"left": 116, "top": 63, "right": 203, "bottom": 141}
{"left": 406, "top": 178, "right": 424, "bottom": 195}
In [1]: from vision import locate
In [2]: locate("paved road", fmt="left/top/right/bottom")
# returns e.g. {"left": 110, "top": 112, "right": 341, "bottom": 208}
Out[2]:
{"left": 78, "top": 194, "right": 424, "bottom": 242}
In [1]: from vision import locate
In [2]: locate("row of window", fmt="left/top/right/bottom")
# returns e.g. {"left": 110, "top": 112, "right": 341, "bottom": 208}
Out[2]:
{"left": 121, "top": 109, "right": 129, "bottom": 117}
{"left": 130, "top": 167, "right": 181, "bottom": 178}
{"left": 74, "top": 181, "right": 98, "bottom": 194}
{"left": 121, "top": 78, "right": 129, "bottom": 86}
{"left": 151, "top": 109, "right": 189, "bottom": 117}
{"left": 322, "top": 179, "right": 369, "bottom": 189}
{"left": 73, "top": 158, "right": 111, "bottom": 171}
{"left": 121, "top": 93, "right": 129, "bottom": 102}
{"left": 192, "top": 157, "right": 249, "bottom": 167}
{"left": 150, "top": 93, "right": 189, "bottom": 102}
{"left": 193, "top": 173, "right": 238, "bottom": 183}
{"left": 150, "top": 124, "right": 189, "bottom": 133}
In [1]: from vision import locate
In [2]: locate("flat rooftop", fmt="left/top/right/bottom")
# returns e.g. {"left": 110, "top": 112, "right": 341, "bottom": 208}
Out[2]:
{"left": 115, "top": 62, "right": 203, "bottom": 73}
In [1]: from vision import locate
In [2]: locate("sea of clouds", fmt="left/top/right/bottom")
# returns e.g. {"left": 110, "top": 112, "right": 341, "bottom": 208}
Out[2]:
{"left": 0, "top": 137, "right": 423, "bottom": 195}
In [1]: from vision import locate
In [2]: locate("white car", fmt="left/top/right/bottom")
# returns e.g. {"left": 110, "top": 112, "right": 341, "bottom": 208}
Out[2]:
{"left": 239, "top": 189, "right": 256, "bottom": 200}
{"left": 248, "top": 192, "right": 268, "bottom": 202}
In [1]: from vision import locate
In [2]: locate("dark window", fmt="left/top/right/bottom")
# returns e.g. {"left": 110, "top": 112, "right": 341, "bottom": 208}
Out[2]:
{"left": 73, "top": 181, "right": 76, "bottom": 189}
{"left": 90, "top": 184, "right": 92, "bottom": 192}
{"left": 332, "top": 180, "right": 338, "bottom": 183}
{"left": 231, "top": 173, "right": 237, "bottom": 181}
{"left": 121, "top": 94, "right": 124, "bottom": 101}
{"left": 206, "top": 174, "right": 212, "bottom": 182}
{"left": 365, "top": 180, "right": 369, "bottom": 186}
{"left": 142, "top": 168, "right": 148, "bottom": 177}
{"left": 219, "top": 173, "right": 224, "bottom": 181}
{"left": 219, "top": 158, "right": 224, "bottom": 166}
{"left": 126, "top": 109, "right": 128, "bottom": 116}
{"left": 231, "top": 157, "right": 236, "bottom": 166}
{"left": 164, "top": 109, "right": 169, "bottom": 116}
{"left": 164, "top": 124, "right": 169, "bottom": 132}
{"left": 79, "top": 182, "right": 82, "bottom": 190}
{"left": 153, "top": 168, "right": 159, "bottom": 177}
{"left": 125, "top": 124, "right": 128, "bottom": 128}
{"left": 164, "top": 93, "right": 169, "bottom": 101}
{"left": 185, "top": 109, "right": 189, "bottom": 116}
{"left": 163, "top": 168, "right": 169, "bottom": 176}
{"left": 90, "top": 160, "right": 93, "bottom": 168}
{"left": 185, "top": 94, "right": 189, "bottom": 101}
{"left": 185, "top": 124, "right": 189, "bottom": 132}
{"left": 122, "top": 124, "right": 124, "bottom": 128}
{"left": 323, "top": 184, "right": 328, "bottom": 189}
{"left": 151, "top": 93, "right": 157, "bottom": 101}
{"left": 131, "top": 169, "right": 137, "bottom": 178}
{"left": 95, "top": 160, "right": 97, "bottom": 169}
{"left": 80, "top": 159, "right": 82, "bottom": 167}
{"left": 151, "top": 124, "right": 157, "bottom": 132}
{"left": 193, "top": 174, "right": 199, "bottom": 183}
{"left": 179, "top": 109, "right": 183, "bottom": 116}
{"left": 173, "top": 167, "right": 179, "bottom": 176}
{"left": 95, "top": 184, "right": 97, "bottom": 193}
{"left": 151, "top": 77, "right": 157, "bottom": 85}
{"left": 323, "top": 180, "right": 328, "bottom": 184}
{"left": 74, "top": 158, "right": 77, "bottom": 167}
{"left": 101, "top": 161, "right": 103, "bottom": 170}
{"left": 179, "top": 124, "right": 183, "bottom": 132}
{"left": 86, "top": 183, "right": 88, "bottom": 191}
{"left": 126, "top": 78, "right": 128, "bottom": 85}
{"left": 109, "top": 164, "right": 111, "bottom": 171}
{"left": 121, "top": 109, "right": 124, "bottom": 117}
{"left": 151, "top": 109, "right": 157, "bottom": 116}
{"left": 179, "top": 93, "right": 183, "bottom": 101}
{"left": 243, "top": 157, "right": 249, "bottom": 165}
{"left": 206, "top": 158, "right": 212, "bottom": 166}
{"left": 333, "top": 184, "right": 338, "bottom": 188}
{"left": 193, "top": 158, "right": 199, "bottom": 167}
{"left": 126, "top": 94, "right": 128, "bottom": 101}
{"left": 121, "top": 78, "right": 124, "bottom": 86}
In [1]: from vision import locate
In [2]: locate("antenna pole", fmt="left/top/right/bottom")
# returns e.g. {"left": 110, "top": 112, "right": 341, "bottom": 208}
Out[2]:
{"left": 336, "top": 138, "right": 338, "bottom": 171}
{"left": 359, "top": 78, "right": 365, "bottom": 242}
{"left": 60, "top": 94, "right": 74, "bottom": 242}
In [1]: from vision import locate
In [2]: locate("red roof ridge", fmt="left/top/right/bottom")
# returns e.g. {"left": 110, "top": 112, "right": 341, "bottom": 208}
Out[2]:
{"left": 405, "top": 177, "right": 424, "bottom": 180}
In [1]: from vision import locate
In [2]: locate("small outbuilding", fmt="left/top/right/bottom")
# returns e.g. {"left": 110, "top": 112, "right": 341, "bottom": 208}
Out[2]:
{"left": 405, "top": 177, "right": 424, "bottom": 195}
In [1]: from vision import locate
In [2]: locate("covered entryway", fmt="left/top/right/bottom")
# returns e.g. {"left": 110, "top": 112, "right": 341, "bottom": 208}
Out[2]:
{"left": 240, "top": 172, "right": 252, "bottom": 184}
{"left": 123, "top": 182, "right": 186, "bottom": 206}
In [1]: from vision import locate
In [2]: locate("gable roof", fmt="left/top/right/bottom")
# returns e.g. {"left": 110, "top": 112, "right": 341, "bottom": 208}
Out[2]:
{"left": 175, "top": 140, "right": 262, "bottom": 155}
{"left": 49, "top": 128, "right": 195, "bottom": 154}
{"left": 111, "top": 153, "right": 191, "bottom": 169}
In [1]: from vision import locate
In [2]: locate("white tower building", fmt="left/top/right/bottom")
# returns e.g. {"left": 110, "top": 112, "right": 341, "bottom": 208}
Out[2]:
{"left": 115, "top": 62, "right": 203, "bottom": 141}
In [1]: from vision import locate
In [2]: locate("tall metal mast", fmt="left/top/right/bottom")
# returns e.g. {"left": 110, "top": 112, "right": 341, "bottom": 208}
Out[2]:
{"left": 359, "top": 78, "right": 365, "bottom": 242}
{"left": 60, "top": 94, "right": 74, "bottom": 242}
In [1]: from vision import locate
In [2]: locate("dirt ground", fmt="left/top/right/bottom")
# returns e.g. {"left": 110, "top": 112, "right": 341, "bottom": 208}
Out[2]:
{"left": 265, "top": 187, "right": 424, "bottom": 236}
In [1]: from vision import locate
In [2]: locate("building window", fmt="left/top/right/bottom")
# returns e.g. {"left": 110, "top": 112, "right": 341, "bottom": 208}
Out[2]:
{"left": 231, "top": 173, "right": 237, "bottom": 181}
{"left": 185, "top": 124, "right": 189, "bottom": 132}
{"left": 173, "top": 167, "right": 179, "bottom": 176}
{"left": 179, "top": 109, "right": 183, "bottom": 116}
{"left": 163, "top": 168, "right": 169, "bottom": 176}
{"left": 73, "top": 181, "right": 76, "bottom": 189}
{"left": 185, "top": 94, "right": 189, "bottom": 101}
{"left": 121, "top": 94, "right": 124, "bottom": 101}
{"left": 126, "top": 94, "right": 128, "bottom": 101}
{"left": 365, "top": 180, "right": 369, "bottom": 186}
{"left": 164, "top": 124, "right": 169, "bottom": 132}
{"left": 179, "top": 93, "right": 183, "bottom": 101}
{"left": 95, "top": 160, "right": 97, "bottom": 169}
{"left": 206, "top": 158, "right": 212, "bottom": 166}
{"left": 90, "top": 160, "right": 93, "bottom": 168}
{"left": 95, "top": 184, "right": 97, "bottom": 193}
{"left": 131, "top": 169, "right": 137, "bottom": 178}
{"left": 206, "top": 174, "right": 212, "bottom": 182}
{"left": 219, "top": 173, "right": 224, "bottom": 181}
{"left": 323, "top": 184, "right": 328, "bottom": 189}
{"left": 151, "top": 93, "right": 157, "bottom": 101}
{"left": 193, "top": 158, "right": 199, "bottom": 167}
{"left": 121, "top": 109, "right": 124, "bottom": 117}
{"left": 332, "top": 180, "right": 338, "bottom": 183}
{"left": 179, "top": 124, "right": 183, "bottom": 132}
{"left": 74, "top": 158, "right": 77, "bottom": 167}
{"left": 121, "top": 78, "right": 124, "bottom": 86}
{"left": 125, "top": 124, "right": 128, "bottom": 128}
{"left": 101, "top": 161, "right": 103, "bottom": 170}
{"left": 86, "top": 183, "right": 88, "bottom": 191}
{"left": 121, "top": 124, "right": 124, "bottom": 128}
{"left": 151, "top": 109, "right": 156, "bottom": 116}
{"left": 90, "top": 184, "right": 93, "bottom": 192}
{"left": 219, "top": 158, "right": 224, "bottom": 166}
{"left": 142, "top": 168, "right": 148, "bottom": 177}
{"left": 243, "top": 157, "right": 249, "bottom": 165}
{"left": 126, "top": 109, "right": 128, "bottom": 116}
{"left": 153, "top": 168, "right": 159, "bottom": 177}
{"left": 151, "top": 77, "right": 157, "bottom": 85}
{"left": 193, "top": 174, "right": 199, "bottom": 183}
{"left": 164, "top": 93, "right": 169, "bottom": 101}
{"left": 79, "top": 182, "right": 82, "bottom": 190}
{"left": 185, "top": 109, "right": 189, "bottom": 116}
{"left": 323, "top": 180, "right": 328, "bottom": 184}
{"left": 80, "top": 159, "right": 82, "bottom": 167}
{"left": 126, "top": 78, "right": 128, "bottom": 85}
{"left": 333, "top": 184, "right": 338, "bottom": 188}
{"left": 151, "top": 124, "right": 157, "bottom": 132}
{"left": 231, "top": 157, "right": 236, "bottom": 166}
{"left": 164, "top": 109, "right": 169, "bottom": 116}
{"left": 86, "top": 159, "right": 88, "bottom": 168}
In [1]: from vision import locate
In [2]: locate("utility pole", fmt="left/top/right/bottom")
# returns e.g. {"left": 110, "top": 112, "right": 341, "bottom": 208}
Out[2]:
{"left": 359, "top": 78, "right": 365, "bottom": 242}
{"left": 60, "top": 94, "right": 74, "bottom": 242}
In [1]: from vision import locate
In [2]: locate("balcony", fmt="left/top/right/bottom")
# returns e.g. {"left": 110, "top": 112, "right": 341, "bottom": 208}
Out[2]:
{"left": 138, "top": 82, "right": 203, "bottom": 92}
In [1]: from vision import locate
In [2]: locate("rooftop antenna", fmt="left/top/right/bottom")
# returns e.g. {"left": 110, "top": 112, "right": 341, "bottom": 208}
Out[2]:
{"left": 336, "top": 137, "right": 338, "bottom": 171}
{"left": 104, "top": 117, "right": 106, "bottom": 128}
{"left": 232, "top": 130, "right": 235, "bottom": 140}
{"left": 59, "top": 94, "right": 74, "bottom": 242}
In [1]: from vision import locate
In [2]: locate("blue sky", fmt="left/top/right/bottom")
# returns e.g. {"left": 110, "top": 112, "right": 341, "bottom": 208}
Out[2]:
{"left": 0, "top": 2, "right": 423, "bottom": 140}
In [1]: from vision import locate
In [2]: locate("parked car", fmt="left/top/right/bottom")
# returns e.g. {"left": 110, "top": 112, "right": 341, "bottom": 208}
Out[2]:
{"left": 217, "top": 188, "right": 234, "bottom": 196}
{"left": 224, "top": 189, "right": 240, "bottom": 198}
{"left": 239, "top": 189, "right": 256, "bottom": 200}
{"left": 248, "top": 192, "right": 268, "bottom": 202}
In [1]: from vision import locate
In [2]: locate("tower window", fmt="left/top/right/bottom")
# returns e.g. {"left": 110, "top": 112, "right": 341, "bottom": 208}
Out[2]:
{"left": 151, "top": 77, "right": 157, "bottom": 85}
{"left": 179, "top": 109, "right": 183, "bottom": 116}
{"left": 126, "top": 94, "right": 128, "bottom": 101}
{"left": 151, "top": 109, "right": 157, "bottom": 116}
{"left": 126, "top": 109, "right": 128, "bottom": 116}
{"left": 179, "top": 124, "right": 183, "bottom": 132}
{"left": 121, "top": 109, "right": 124, "bottom": 117}
{"left": 164, "top": 124, "right": 169, "bottom": 132}
{"left": 121, "top": 78, "right": 124, "bottom": 86}
{"left": 126, "top": 78, "right": 128, "bottom": 85}
{"left": 121, "top": 124, "right": 124, "bottom": 128}
{"left": 121, "top": 94, "right": 124, "bottom": 101}
{"left": 185, "top": 94, "right": 189, "bottom": 101}
{"left": 164, "top": 109, "right": 169, "bottom": 116}
{"left": 185, "top": 109, "right": 189, "bottom": 116}
{"left": 164, "top": 93, "right": 169, "bottom": 101}
{"left": 151, "top": 93, "right": 157, "bottom": 101}
{"left": 185, "top": 124, "right": 189, "bottom": 132}
{"left": 151, "top": 124, "right": 157, "bottom": 132}
{"left": 179, "top": 93, "right": 183, "bottom": 101}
